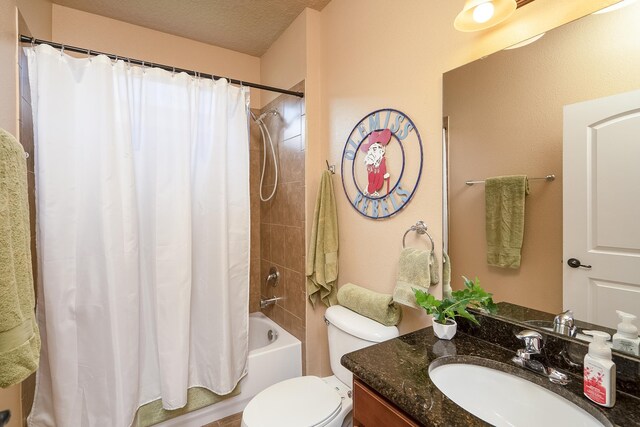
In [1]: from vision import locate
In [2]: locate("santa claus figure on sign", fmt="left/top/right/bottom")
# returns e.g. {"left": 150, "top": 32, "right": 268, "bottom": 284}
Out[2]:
{"left": 361, "top": 129, "right": 392, "bottom": 197}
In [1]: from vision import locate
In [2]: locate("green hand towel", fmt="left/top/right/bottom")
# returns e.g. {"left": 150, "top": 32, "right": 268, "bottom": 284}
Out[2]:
{"left": 306, "top": 170, "right": 339, "bottom": 308}
{"left": 485, "top": 175, "right": 530, "bottom": 269}
{"left": 430, "top": 250, "right": 439, "bottom": 286}
{"left": 393, "top": 247, "right": 433, "bottom": 309}
{"left": 0, "top": 129, "right": 40, "bottom": 388}
{"left": 337, "top": 283, "right": 401, "bottom": 327}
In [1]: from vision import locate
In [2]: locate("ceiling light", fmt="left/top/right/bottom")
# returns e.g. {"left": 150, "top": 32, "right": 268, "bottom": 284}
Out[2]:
{"left": 504, "top": 32, "right": 545, "bottom": 50}
{"left": 593, "top": 0, "right": 638, "bottom": 14}
{"left": 454, "top": 0, "right": 517, "bottom": 32}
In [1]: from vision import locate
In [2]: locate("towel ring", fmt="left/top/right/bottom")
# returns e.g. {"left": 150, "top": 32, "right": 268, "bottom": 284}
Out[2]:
{"left": 402, "top": 221, "right": 434, "bottom": 252}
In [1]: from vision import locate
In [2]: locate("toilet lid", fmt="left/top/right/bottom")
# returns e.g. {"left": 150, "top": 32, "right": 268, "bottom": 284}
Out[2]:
{"left": 243, "top": 376, "right": 342, "bottom": 427}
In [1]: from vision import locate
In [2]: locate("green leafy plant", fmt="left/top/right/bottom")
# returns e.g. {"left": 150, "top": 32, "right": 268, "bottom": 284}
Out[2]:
{"left": 414, "top": 276, "right": 497, "bottom": 325}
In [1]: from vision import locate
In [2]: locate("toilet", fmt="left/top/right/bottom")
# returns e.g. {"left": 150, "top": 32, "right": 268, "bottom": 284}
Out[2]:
{"left": 241, "top": 305, "right": 399, "bottom": 427}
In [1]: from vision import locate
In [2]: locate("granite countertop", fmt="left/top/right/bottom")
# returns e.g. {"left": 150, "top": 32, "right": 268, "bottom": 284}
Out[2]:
{"left": 341, "top": 328, "right": 640, "bottom": 427}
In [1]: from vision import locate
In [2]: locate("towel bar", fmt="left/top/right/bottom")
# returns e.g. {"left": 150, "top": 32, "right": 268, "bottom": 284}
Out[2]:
{"left": 465, "top": 174, "right": 555, "bottom": 186}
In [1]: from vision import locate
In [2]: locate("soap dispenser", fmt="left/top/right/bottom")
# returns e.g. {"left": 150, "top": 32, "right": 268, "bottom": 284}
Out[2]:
{"left": 583, "top": 330, "right": 616, "bottom": 408}
{"left": 612, "top": 310, "right": 640, "bottom": 356}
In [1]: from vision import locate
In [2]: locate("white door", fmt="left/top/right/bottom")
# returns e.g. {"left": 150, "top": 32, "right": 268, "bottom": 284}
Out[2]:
{"left": 564, "top": 89, "right": 640, "bottom": 329}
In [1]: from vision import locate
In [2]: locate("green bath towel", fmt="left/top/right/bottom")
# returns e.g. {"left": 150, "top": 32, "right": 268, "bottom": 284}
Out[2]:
{"left": 307, "top": 170, "right": 339, "bottom": 308}
{"left": 0, "top": 129, "right": 40, "bottom": 388}
{"left": 337, "top": 283, "right": 401, "bottom": 327}
{"left": 485, "top": 175, "right": 530, "bottom": 269}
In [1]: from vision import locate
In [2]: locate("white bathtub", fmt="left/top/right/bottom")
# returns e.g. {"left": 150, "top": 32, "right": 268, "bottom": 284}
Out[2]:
{"left": 156, "top": 312, "right": 302, "bottom": 427}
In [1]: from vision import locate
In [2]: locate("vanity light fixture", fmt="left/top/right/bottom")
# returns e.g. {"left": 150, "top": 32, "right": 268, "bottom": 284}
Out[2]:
{"left": 454, "top": 0, "right": 517, "bottom": 32}
{"left": 503, "top": 32, "right": 545, "bottom": 50}
{"left": 593, "top": 0, "right": 638, "bottom": 14}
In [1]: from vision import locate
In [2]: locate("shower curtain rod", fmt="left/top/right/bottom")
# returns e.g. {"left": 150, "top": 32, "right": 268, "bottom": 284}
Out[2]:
{"left": 19, "top": 35, "right": 305, "bottom": 98}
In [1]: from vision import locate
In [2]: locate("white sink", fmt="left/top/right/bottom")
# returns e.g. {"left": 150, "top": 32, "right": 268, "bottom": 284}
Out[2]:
{"left": 429, "top": 363, "right": 605, "bottom": 427}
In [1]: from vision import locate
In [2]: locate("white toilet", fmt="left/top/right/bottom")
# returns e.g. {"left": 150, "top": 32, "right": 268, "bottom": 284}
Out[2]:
{"left": 241, "top": 305, "right": 399, "bottom": 427}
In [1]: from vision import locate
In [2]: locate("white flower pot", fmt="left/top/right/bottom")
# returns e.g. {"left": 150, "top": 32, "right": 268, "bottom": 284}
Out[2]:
{"left": 432, "top": 319, "right": 457, "bottom": 340}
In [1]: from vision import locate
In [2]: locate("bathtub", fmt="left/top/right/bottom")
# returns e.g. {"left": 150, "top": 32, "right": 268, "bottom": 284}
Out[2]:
{"left": 156, "top": 312, "right": 302, "bottom": 427}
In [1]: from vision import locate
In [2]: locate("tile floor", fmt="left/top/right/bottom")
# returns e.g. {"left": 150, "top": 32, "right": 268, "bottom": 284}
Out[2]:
{"left": 202, "top": 411, "right": 242, "bottom": 427}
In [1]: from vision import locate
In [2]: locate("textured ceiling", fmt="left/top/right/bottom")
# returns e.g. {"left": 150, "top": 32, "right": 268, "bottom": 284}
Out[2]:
{"left": 51, "top": 0, "right": 332, "bottom": 56}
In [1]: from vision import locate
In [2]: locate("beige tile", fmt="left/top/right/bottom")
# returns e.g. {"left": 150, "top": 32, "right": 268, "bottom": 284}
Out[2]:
{"left": 284, "top": 226, "right": 304, "bottom": 274}
{"left": 279, "top": 135, "right": 305, "bottom": 184}
{"left": 274, "top": 184, "right": 290, "bottom": 226}
{"left": 249, "top": 149, "right": 261, "bottom": 190}
{"left": 290, "top": 183, "right": 305, "bottom": 225}
{"left": 284, "top": 269, "right": 305, "bottom": 321}
{"left": 283, "top": 97, "right": 302, "bottom": 141}
{"left": 249, "top": 258, "right": 261, "bottom": 313}
{"left": 270, "top": 224, "right": 285, "bottom": 266}
{"left": 302, "top": 341, "right": 307, "bottom": 375}
{"left": 260, "top": 223, "right": 271, "bottom": 260}
{"left": 263, "top": 303, "right": 285, "bottom": 328}
{"left": 260, "top": 186, "right": 274, "bottom": 224}
{"left": 283, "top": 310, "right": 305, "bottom": 341}
{"left": 250, "top": 219, "right": 260, "bottom": 261}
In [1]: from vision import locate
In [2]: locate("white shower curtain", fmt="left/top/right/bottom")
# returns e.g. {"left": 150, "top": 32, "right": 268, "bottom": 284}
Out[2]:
{"left": 26, "top": 44, "right": 250, "bottom": 427}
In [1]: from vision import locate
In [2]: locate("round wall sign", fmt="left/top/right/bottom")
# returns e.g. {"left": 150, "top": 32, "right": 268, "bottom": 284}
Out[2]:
{"left": 340, "top": 108, "right": 423, "bottom": 219}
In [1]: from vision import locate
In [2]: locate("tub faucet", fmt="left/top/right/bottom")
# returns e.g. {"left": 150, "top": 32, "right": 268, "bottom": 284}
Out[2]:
{"left": 260, "top": 296, "right": 283, "bottom": 309}
{"left": 512, "top": 329, "right": 570, "bottom": 385}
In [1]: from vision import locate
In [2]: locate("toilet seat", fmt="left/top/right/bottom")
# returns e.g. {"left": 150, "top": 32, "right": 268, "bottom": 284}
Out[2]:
{"left": 242, "top": 376, "right": 343, "bottom": 427}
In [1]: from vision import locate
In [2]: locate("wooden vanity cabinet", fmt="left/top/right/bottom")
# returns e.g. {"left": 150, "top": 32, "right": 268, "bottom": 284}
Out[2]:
{"left": 352, "top": 378, "right": 420, "bottom": 427}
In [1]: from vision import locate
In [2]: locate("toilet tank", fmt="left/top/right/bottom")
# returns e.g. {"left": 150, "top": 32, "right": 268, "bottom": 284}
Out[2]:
{"left": 324, "top": 305, "right": 399, "bottom": 386}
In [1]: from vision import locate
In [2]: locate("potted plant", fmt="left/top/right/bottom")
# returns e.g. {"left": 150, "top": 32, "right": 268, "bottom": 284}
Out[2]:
{"left": 414, "top": 276, "right": 497, "bottom": 340}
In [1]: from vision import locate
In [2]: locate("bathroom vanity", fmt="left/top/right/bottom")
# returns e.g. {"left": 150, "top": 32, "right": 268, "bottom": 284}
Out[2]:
{"left": 341, "top": 309, "right": 640, "bottom": 427}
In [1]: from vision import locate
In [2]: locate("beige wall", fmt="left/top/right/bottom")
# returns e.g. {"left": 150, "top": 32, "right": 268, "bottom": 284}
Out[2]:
{"left": 260, "top": 10, "right": 307, "bottom": 108}
{"left": 445, "top": 2, "right": 640, "bottom": 314}
{"left": 1, "top": 0, "right": 51, "bottom": 422}
{"left": 1, "top": 0, "right": 18, "bottom": 137}
{"left": 302, "top": 0, "right": 619, "bottom": 376}
{"left": 17, "top": 0, "right": 51, "bottom": 38}
{"left": 51, "top": 4, "right": 262, "bottom": 108}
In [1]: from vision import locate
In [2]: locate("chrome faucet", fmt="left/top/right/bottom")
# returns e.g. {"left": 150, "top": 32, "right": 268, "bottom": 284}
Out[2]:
{"left": 260, "top": 296, "right": 283, "bottom": 309}
{"left": 553, "top": 310, "right": 577, "bottom": 337}
{"left": 512, "top": 329, "right": 570, "bottom": 385}
{"left": 515, "top": 330, "right": 543, "bottom": 360}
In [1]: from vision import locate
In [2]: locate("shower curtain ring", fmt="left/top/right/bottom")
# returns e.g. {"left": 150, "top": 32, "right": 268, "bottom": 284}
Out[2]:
{"left": 30, "top": 37, "right": 35, "bottom": 48}
{"left": 60, "top": 44, "right": 65, "bottom": 56}
{"left": 172, "top": 66, "right": 175, "bottom": 77}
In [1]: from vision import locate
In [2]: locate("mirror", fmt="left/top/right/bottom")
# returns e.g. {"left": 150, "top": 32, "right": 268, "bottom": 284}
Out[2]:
{"left": 443, "top": 2, "right": 640, "bottom": 358}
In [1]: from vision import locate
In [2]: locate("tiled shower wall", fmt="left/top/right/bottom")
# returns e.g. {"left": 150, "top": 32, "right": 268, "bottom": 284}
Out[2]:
{"left": 255, "top": 82, "right": 306, "bottom": 372}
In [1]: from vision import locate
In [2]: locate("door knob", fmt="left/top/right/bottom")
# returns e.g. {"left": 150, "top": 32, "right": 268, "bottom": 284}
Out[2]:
{"left": 567, "top": 258, "right": 592, "bottom": 269}
{"left": 0, "top": 410, "right": 11, "bottom": 427}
